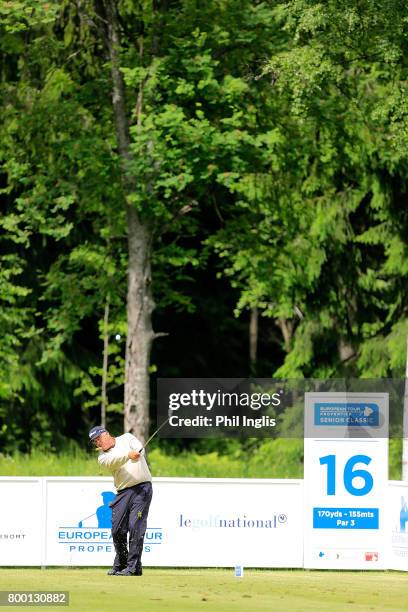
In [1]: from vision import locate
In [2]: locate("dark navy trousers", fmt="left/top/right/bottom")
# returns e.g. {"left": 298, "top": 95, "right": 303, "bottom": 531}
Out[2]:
{"left": 109, "top": 481, "right": 153, "bottom": 572}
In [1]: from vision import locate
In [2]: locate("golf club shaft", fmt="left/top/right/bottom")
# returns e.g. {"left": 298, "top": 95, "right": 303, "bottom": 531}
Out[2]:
{"left": 138, "top": 414, "right": 172, "bottom": 452}
{"left": 79, "top": 513, "right": 96, "bottom": 522}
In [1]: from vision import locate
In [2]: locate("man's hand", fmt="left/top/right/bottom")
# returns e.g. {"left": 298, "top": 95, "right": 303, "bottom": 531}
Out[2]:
{"left": 128, "top": 450, "right": 141, "bottom": 461}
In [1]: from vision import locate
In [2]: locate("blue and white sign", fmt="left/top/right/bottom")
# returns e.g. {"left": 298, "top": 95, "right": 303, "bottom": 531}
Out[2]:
{"left": 1, "top": 474, "right": 408, "bottom": 569}
{"left": 314, "top": 402, "right": 379, "bottom": 427}
{"left": 304, "top": 392, "right": 389, "bottom": 569}
{"left": 42, "top": 477, "right": 303, "bottom": 567}
{"left": 388, "top": 481, "right": 408, "bottom": 571}
{"left": 45, "top": 478, "right": 164, "bottom": 566}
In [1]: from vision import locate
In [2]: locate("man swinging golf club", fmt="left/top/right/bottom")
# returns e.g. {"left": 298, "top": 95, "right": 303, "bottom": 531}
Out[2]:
{"left": 89, "top": 425, "right": 153, "bottom": 576}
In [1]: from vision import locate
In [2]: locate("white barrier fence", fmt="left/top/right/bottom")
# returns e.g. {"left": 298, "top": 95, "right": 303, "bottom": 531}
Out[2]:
{"left": 0, "top": 477, "right": 406, "bottom": 569}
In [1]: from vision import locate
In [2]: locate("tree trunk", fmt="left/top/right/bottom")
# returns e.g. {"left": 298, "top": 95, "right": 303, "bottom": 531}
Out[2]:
{"left": 277, "top": 318, "right": 294, "bottom": 350}
{"left": 338, "top": 338, "right": 355, "bottom": 363}
{"left": 124, "top": 210, "right": 154, "bottom": 441}
{"left": 101, "top": 294, "right": 110, "bottom": 428}
{"left": 402, "top": 337, "right": 408, "bottom": 480}
{"left": 249, "top": 306, "right": 258, "bottom": 374}
{"left": 104, "top": 0, "right": 153, "bottom": 443}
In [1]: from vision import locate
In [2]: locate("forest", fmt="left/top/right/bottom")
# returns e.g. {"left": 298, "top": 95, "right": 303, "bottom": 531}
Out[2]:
{"left": 0, "top": 0, "right": 407, "bottom": 462}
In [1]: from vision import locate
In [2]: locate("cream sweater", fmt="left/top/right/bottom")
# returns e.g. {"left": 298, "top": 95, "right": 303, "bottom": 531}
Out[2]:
{"left": 97, "top": 433, "right": 152, "bottom": 491}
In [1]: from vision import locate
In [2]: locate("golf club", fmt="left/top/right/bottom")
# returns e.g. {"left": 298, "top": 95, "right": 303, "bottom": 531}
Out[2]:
{"left": 131, "top": 413, "right": 172, "bottom": 453}
{"left": 78, "top": 513, "right": 96, "bottom": 527}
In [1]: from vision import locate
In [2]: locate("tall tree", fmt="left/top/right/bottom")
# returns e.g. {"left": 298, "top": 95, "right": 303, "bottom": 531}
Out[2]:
{"left": 100, "top": 0, "right": 156, "bottom": 441}
{"left": 1, "top": 0, "right": 282, "bottom": 446}
{"left": 210, "top": 0, "right": 408, "bottom": 380}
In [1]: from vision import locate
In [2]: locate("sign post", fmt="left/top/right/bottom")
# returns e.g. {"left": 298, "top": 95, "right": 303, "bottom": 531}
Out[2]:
{"left": 303, "top": 392, "right": 389, "bottom": 569}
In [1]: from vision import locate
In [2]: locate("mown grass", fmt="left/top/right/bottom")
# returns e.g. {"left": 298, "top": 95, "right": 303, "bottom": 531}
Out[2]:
{"left": 0, "top": 438, "right": 402, "bottom": 479}
{"left": 0, "top": 568, "right": 407, "bottom": 612}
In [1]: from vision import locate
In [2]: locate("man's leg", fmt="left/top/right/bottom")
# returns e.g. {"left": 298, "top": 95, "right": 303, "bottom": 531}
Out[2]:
{"left": 125, "top": 482, "right": 153, "bottom": 574}
{"left": 134, "top": 536, "right": 145, "bottom": 574}
{"left": 110, "top": 490, "right": 131, "bottom": 573}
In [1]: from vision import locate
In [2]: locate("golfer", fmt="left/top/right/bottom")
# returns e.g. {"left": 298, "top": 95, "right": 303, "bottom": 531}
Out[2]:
{"left": 89, "top": 425, "right": 153, "bottom": 576}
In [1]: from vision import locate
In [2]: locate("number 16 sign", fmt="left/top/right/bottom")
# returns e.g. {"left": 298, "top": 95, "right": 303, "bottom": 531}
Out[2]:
{"left": 303, "top": 392, "right": 388, "bottom": 569}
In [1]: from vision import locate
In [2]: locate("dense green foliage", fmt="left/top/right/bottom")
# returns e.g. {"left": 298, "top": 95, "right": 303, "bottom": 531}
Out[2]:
{"left": 0, "top": 1, "right": 407, "bottom": 454}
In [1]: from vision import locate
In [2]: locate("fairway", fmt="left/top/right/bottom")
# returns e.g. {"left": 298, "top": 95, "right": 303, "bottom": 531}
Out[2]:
{"left": 0, "top": 568, "right": 407, "bottom": 612}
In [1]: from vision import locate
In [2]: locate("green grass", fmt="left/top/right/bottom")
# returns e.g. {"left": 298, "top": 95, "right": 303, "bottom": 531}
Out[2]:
{"left": 0, "top": 438, "right": 402, "bottom": 479}
{"left": 0, "top": 448, "right": 107, "bottom": 477}
{"left": 0, "top": 439, "right": 305, "bottom": 478}
{"left": 0, "top": 568, "right": 407, "bottom": 611}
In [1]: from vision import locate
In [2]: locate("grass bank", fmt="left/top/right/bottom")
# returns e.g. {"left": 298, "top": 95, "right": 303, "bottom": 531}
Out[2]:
{"left": 0, "top": 438, "right": 402, "bottom": 479}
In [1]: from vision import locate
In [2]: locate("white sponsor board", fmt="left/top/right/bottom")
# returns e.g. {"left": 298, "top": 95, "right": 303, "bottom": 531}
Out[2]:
{"left": 45, "top": 478, "right": 116, "bottom": 566}
{"left": 1, "top": 474, "right": 406, "bottom": 569}
{"left": 0, "top": 478, "right": 44, "bottom": 566}
{"left": 0, "top": 477, "right": 303, "bottom": 568}
{"left": 145, "top": 479, "right": 303, "bottom": 567}
{"left": 304, "top": 392, "right": 389, "bottom": 569}
{"left": 388, "top": 481, "right": 408, "bottom": 571}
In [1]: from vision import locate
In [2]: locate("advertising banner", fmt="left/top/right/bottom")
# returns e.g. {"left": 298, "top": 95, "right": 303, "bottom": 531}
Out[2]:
{"left": 2, "top": 474, "right": 408, "bottom": 569}
{"left": 388, "top": 481, "right": 408, "bottom": 571}
{"left": 45, "top": 478, "right": 117, "bottom": 566}
{"left": 0, "top": 478, "right": 44, "bottom": 566}
{"left": 42, "top": 477, "right": 304, "bottom": 567}
{"left": 303, "top": 392, "right": 389, "bottom": 569}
